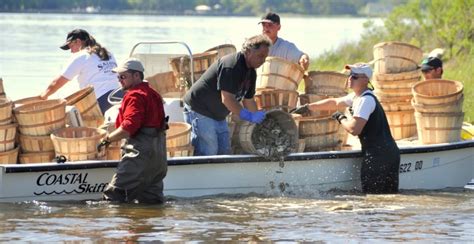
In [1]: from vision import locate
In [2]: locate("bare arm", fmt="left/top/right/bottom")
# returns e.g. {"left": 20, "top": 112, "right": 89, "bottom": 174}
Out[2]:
{"left": 107, "top": 126, "right": 130, "bottom": 143}
{"left": 307, "top": 97, "right": 348, "bottom": 112}
{"left": 221, "top": 90, "right": 243, "bottom": 115}
{"left": 299, "top": 53, "right": 310, "bottom": 70}
{"left": 242, "top": 98, "right": 258, "bottom": 112}
{"left": 40, "top": 75, "right": 69, "bottom": 99}
{"left": 340, "top": 116, "right": 367, "bottom": 136}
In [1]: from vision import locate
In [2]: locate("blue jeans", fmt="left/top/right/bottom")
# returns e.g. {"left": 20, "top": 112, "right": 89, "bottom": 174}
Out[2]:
{"left": 183, "top": 105, "right": 230, "bottom": 156}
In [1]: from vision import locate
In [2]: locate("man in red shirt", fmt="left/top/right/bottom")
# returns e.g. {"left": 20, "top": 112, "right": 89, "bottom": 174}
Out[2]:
{"left": 98, "top": 58, "right": 168, "bottom": 203}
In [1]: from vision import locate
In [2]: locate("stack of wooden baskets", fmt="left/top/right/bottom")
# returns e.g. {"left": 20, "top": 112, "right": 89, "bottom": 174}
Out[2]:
{"left": 0, "top": 78, "right": 6, "bottom": 99}
{"left": 166, "top": 122, "right": 193, "bottom": 158}
{"left": 294, "top": 71, "right": 348, "bottom": 152}
{"left": 372, "top": 41, "right": 423, "bottom": 140}
{"left": 0, "top": 95, "right": 19, "bottom": 164}
{"left": 13, "top": 99, "right": 67, "bottom": 164}
{"left": 65, "top": 86, "right": 104, "bottom": 128}
{"left": 254, "top": 56, "right": 303, "bottom": 112}
{"left": 411, "top": 79, "right": 464, "bottom": 144}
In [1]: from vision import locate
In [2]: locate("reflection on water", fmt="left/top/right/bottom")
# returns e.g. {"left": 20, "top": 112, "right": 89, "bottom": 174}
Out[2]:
{"left": 1, "top": 190, "right": 473, "bottom": 242}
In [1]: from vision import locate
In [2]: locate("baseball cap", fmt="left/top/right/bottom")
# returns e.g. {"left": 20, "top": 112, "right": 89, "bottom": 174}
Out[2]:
{"left": 258, "top": 12, "right": 280, "bottom": 24}
{"left": 420, "top": 57, "right": 443, "bottom": 71}
{"left": 60, "top": 29, "right": 90, "bottom": 50}
{"left": 345, "top": 63, "right": 373, "bottom": 79}
{"left": 112, "top": 58, "right": 145, "bottom": 73}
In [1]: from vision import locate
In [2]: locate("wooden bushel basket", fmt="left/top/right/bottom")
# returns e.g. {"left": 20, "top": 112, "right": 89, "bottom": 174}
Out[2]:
{"left": 147, "top": 71, "right": 184, "bottom": 98}
{"left": 169, "top": 51, "right": 219, "bottom": 86}
{"left": 106, "top": 140, "right": 124, "bottom": 160}
{"left": 19, "top": 151, "right": 55, "bottom": 164}
{"left": 99, "top": 122, "right": 124, "bottom": 160}
{"left": 256, "top": 56, "right": 305, "bottom": 91}
{"left": 373, "top": 41, "right": 423, "bottom": 65}
{"left": 50, "top": 127, "right": 106, "bottom": 162}
{"left": 13, "top": 99, "right": 66, "bottom": 136}
{"left": 0, "top": 78, "right": 5, "bottom": 99}
{"left": 385, "top": 110, "right": 417, "bottom": 140}
{"left": 166, "top": 122, "right": 191, "bottom": 148}
{"left": 238, "top": 110, "right": 299, "bottom": 155}
{"left": 167, "top": 145, "right": 194, "bottom": 158}
{"left": 373, "top": 56, "right": 419, "bottom": 74}
{"left": 0, "top": 98, "right": 13, "bottom": 125}
{"left": 380, "top": 101, "right": 414, "bottom": 112}
{"left": 412, "top": 79, "right": 464, "bottom": 106}
{"left": 374, "top": 91, "right": 413, "bottom": 104}
{"left": 304, "top": 71, "right": 347, "bottom": 95}
{"left": 81, "top": 115, "right": 105, "bottom": 129}
{"left": 372, "top": 76, "right": 419, "bottom": 90}
{"left": 65, "top": 86, "right": 103, "bottom": 118}
{"left": 294, "top": 116, "right": 341, "bottom": 152}
{"left": 411, "top": 95, "right": 463, "bottom": 113}
{"left": 415, "top": 112, "right": 464, "bottom": 144}
{"left": 0, "top": 123, "right": 17, "bottom": 152}
{"left": 0, "top": 146, "right": 19, "bottom": 164}
{"left": 373, "top": 68, "right": 421, "bottom": 82}
{"left": 254, "top": 90, "right": 298, "bottom": 112}
{"left": 13, "top": 96, "right": 43, "bottom": 107}
{"left": 19, "top": 134, "right": 54, "bottom": 153}
{"left": 205, "top": 44, "right": 237, "bottom": 59}
{"left": 373, "top": 86, "right": 413, "bottom": 97}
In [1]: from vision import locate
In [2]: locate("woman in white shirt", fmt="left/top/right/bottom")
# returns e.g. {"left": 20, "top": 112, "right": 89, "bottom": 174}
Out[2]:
{"left": 40, "top": 29, "right": 120, "bottom": 114}
{"left": 291, "top": 63, "right": 400, "bottom": 194}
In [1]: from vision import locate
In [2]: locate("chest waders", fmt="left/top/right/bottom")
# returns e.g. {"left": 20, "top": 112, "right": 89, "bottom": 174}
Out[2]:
{"left": 104, "top": 124, "right": 168, "bottom": 203}
{"left": 351, "top": 93, "right": 400, "bottom": 194}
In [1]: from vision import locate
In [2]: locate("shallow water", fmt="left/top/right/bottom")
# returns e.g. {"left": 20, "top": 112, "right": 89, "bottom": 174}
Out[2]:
{"left": 1, "top": 190, "right": 473, "bottom": 242}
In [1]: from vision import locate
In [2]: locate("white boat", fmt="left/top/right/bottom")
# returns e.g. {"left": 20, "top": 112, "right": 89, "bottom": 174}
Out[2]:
{"left": 1, "top": 41, "right": 472, "bottom": 202}
{"left": 0, "top": 139, "right": 473, "bottom": 202}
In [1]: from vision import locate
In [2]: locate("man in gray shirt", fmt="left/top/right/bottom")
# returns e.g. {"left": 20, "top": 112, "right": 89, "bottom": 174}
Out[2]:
{"left": 259, "top": 12, "right": 310, "bottom": 70}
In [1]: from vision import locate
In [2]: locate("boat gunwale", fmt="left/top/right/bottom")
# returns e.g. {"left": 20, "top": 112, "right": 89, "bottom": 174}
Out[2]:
{"left": 2, "top": 140, "right": 473, "bottom": 173}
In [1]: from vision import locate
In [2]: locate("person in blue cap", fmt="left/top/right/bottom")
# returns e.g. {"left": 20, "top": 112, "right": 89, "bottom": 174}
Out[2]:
{"left": 291, "top": 63, "right": 400, "bottom": 194}
{"left": 421, "top": 56, "right": 443, "bottom": 80}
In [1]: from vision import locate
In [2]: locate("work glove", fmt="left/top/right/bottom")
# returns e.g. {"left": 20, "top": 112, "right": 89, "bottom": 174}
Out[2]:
{"left": 290, "top": 104, "right": 310, "bottom": 115}
{"left": 331, "top": 111, "right": 347, "bottom": 124}
{"left": 239, "top": 108, "right": 266, "bottom": 124}
{"left": 97, "top": 137, "right": 111, "bottom": 152}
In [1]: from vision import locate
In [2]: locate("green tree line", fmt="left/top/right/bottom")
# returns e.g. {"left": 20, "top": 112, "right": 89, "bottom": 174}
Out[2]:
{"left": 1, "top": 0, "right": 406, "bottom": 15}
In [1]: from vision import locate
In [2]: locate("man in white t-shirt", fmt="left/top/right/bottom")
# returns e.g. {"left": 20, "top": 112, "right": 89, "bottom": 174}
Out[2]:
{"left": 291, "top": 63, "right": 400, "bottom": 194}
{"left": 259, "top": 12, "right": 310, "bottom": 70}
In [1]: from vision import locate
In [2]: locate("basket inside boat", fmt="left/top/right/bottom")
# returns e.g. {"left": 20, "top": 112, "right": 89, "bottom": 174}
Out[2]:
{"left": 65, "top": 86, "right": 103, "bottom": 118}
{"left": 50, "top": 127, "right": 106, "bottom": 162}
{"left": 13, "top": 99, "right": 66, "bottom": 136}
{"left": 166, "top": 122, "right": 191, "bottom": 148}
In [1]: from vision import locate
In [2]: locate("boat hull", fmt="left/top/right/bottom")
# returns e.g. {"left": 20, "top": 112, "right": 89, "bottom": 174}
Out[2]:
{"left": 0, "top": 140, "right": 473, "bottom": 202}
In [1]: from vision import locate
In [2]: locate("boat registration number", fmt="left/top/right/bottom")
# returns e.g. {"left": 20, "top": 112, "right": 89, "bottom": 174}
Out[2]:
{"left": 399, "top": 160, "right": 423, "bottom": 173}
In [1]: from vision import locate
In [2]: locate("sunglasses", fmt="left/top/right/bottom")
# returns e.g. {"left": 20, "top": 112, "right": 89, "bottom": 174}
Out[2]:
{"left": 117, "top": 73, "right": 133, "bottom": 80}
{"left": 349, "top": 73, "right": 365, "bottom": 80}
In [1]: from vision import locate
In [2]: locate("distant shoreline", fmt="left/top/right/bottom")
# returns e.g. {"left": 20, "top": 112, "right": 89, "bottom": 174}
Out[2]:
{"left": 0, "top": 10, "right": 371, "bottom": 18}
